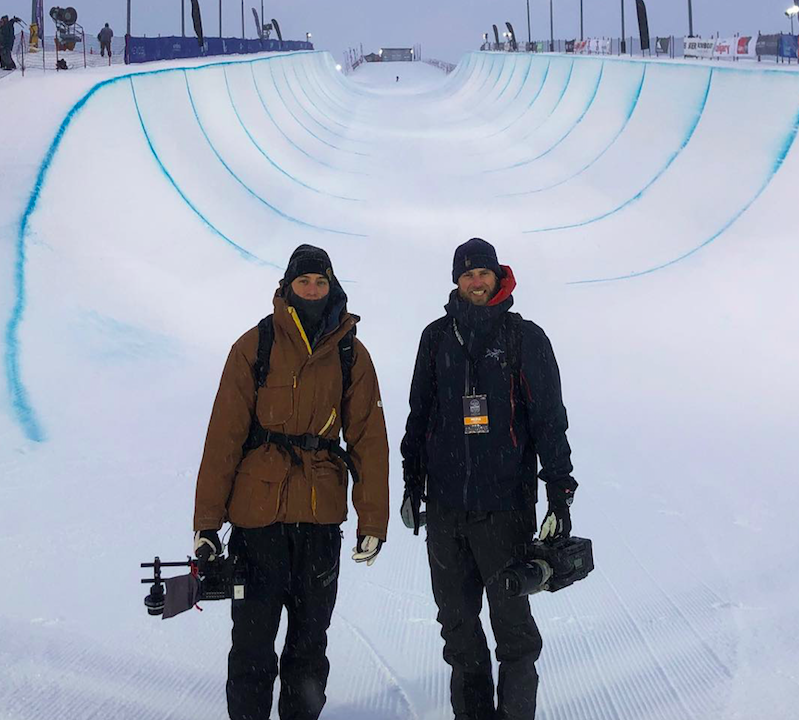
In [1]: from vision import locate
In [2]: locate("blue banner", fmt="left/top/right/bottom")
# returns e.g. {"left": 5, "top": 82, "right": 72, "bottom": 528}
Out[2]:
{"left": 125, "top": 36, "right": 313, "bottom": 64}
{"left": 779, "top": 34, "right": 798, "bottom": 60}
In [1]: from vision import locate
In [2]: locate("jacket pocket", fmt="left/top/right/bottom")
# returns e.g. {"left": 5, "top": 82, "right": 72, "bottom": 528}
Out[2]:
{"left": 310, "top": 459, "right": 347, "bottom": 524}
{"left": 257, "top": 372, "right": 295, "bottom": 426}
{"left": 228, "top": 446, "right": 290, "bottom": 526}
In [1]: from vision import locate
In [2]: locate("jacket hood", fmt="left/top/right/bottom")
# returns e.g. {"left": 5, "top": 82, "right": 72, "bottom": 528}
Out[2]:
{"left": 445, "top": 264, "right": 515, "bottom": 334}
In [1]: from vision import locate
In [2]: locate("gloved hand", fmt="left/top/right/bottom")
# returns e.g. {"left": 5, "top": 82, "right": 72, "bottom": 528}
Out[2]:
{"left": 401, "top": 459, "right": 426, "bottom": 534}
{"left": 193, "top": 529, "right": 222, "bottom": 561}
{"left": 352, "top": 535, "right": 383, "bottom": 566}
{"left": 539, "top": 485, "right": 575, "bottom": 542}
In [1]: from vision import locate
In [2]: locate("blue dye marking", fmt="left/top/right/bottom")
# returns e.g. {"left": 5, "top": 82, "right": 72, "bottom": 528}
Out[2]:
{"left": 503, "top": 64, "right": 647, "bottom": 197}
{"left": 569, "top": 106, "right": 799, "bottom": 284}
{"left": 514, "top": 59, "right": 576, "bottom": 145}
{"left": 183, "top": 72, "right": 366, "bottom": 236}
{"left": 269, "top": 62, "right": 367, "bottom": 158}
{"left": 222, "top": 68, "right": 359, "bottom": 202}
{"left": 499, "top": 62, "right": 605, "bottom": 170}
{"left": 481, "top": 60, "right": 552, "bottom": 142}
{"left": 278, "top": 60, "right": 360, "bottom": 144}
{"left": 288, "top": 61, "right": 351, "bottom": 132}
{"left": 131, "top": 78, "right": 270, "bottom": 262}
{"left": 524, "top": 68, "right": 714, "bottom": 234}
{"left": 4, "top": 53, "right": 324, "bottom": 441}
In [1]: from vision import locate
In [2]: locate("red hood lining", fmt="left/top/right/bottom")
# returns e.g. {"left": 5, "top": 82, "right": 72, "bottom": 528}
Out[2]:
{"left": 488, "top": 265, "right": 516, "bottom": 306}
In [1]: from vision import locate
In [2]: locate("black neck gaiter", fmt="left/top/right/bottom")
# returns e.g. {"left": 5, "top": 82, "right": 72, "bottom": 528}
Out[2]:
{"left": 288, "top": 289, "right": 329, "bottom": 346}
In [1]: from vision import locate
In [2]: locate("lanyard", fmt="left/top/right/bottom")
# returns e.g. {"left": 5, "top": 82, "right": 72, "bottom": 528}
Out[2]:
{"left": 453, "top": 317, "right": 504, "bottom": 395}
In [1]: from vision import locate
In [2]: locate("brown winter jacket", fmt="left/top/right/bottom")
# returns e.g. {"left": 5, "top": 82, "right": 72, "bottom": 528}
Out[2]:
{"left": 193, "top": 293, "right": 389, "bottom": 540}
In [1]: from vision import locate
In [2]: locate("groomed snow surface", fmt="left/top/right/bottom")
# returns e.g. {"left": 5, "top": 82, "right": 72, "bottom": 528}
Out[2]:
{"left": 1, "top": 51, "right": 798, "bottom": 719}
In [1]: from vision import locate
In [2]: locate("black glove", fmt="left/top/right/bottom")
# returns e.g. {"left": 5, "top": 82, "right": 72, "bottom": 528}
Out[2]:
{"left": 400, "top": 459, "right": 426, "bottom": 535}
{"left": 539, "top": 484, "right": 575, "bottom": 541}
{"left": 193, "top": 529, "right": 222, "bottom": 561}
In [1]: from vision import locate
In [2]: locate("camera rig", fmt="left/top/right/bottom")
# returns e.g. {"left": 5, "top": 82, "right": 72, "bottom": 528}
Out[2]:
{"left": 496, "top": 536, "right": 594, "bottom": 599}
{"left": 141, "top": 553, "right": 245, "bottom": 619}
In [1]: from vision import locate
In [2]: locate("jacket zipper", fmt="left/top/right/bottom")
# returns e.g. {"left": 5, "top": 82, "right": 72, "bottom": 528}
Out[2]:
{"left": 463, "top": 357, "right": 472, "bottom": 507}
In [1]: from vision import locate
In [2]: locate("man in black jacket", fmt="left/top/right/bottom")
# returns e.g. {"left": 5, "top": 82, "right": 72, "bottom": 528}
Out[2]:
{"left": 401, "top": 237, "right": 578, "bottom": 720}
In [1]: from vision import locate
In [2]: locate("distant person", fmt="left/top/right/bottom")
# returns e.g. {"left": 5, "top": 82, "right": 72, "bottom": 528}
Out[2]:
{"left": 396, "top": 75, "right": 399, "bottom": 82}
{"left": 193, "top": 244, "right": 389, "bottom": 720}
{"left": 98, "top": 23, "right": 113, "bottom": 57}
{"left": 0, "top": 16, "right": 19, "bottom": 71}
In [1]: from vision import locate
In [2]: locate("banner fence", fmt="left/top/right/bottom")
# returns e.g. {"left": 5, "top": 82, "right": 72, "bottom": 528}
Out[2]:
{"left": 124, "top": 36, "right": 312, "bottom": 65}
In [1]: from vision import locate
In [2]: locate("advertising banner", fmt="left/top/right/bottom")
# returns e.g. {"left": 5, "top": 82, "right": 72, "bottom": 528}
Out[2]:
{"left": 655, "top": 37, "right": 671, "bottom": 56}
{"left": 125, "top": 36, "right": 312, "bottom": 64}
{"left": 713, "top": 38, "right": 734, "bottom": 58}
{"left": 684, "top": 38, "right": 715, "bottom": 58}
{"left": 756, "top": 34, "right": 781, "bottom": 58}
{"left": 779, "top": 34, "right": 799, "bottom": 59}
{"left": 736, "top": 36, "right": 756, "bottom": 58}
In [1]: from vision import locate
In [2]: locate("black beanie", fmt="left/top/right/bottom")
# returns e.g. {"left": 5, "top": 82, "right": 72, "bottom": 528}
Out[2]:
{"left": 452, "top": 238, "right": 502, "bottom": 283}
{"left": 282, "top": 244, "right": 334, "bottom": 288}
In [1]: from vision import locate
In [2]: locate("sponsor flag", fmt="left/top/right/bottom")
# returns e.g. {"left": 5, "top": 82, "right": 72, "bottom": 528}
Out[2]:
{"left": 191, "top": 0, "right": 203, "bottom": 47}
{"left": 636, "top": 0, "right": 650, "bottom": 51}
{"left": 505, "top": 22, "right": 518, "bottom": 51}
{"left": 271, "top": 18, "right": 283, "bottom": 43}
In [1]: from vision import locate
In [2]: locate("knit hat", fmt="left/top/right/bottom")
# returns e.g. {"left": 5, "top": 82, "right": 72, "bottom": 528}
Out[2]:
{"left": 282, "top": 244, "right": 334, "bottom": 288}
{"left": 452, "top": 238, "right": 503, "bottom": 283}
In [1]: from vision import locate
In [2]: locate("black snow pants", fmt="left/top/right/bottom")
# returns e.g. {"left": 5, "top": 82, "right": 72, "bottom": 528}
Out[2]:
{"left": 426, "top": 500, "right": 543, "bottom": 720}
{"left": 227, "top": 523, "right": 341, "bottom": 720}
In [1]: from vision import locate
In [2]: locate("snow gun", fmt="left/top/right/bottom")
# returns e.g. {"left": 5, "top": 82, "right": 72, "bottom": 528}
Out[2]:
{"left": 495, "top": 536, "right": 594, "bottom": 598}
{"left": 141, "top": 552, "right": 246, "bottom": 619}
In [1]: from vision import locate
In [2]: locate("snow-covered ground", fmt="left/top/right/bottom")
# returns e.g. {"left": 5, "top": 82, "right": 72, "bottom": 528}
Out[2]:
{"left": 1, "top": 50, "right": 798, "bottom": 719}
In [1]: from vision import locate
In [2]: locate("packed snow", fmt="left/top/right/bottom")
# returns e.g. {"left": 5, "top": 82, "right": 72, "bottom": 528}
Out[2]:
{"left": 1, "top": 51, "right": 798, "bottom": 719}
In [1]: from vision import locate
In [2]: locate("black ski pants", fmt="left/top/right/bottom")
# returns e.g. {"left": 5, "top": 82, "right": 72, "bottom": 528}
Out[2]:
{"left": 227, "top": 523, "right": 341, "bottom": 720}
{"left": 427, "top": 500, "right": 543, "bottom": 720}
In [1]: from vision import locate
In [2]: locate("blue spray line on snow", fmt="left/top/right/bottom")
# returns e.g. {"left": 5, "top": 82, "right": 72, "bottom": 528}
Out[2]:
{"left": 278, "top": 61, "right": 362, "bottom": 144}
{"left": 510, "top": 63, "right": 605, "bottom": 167}
{"left": 222, "top": 68, "right": 360, "bottom": 202}
{"left": 3, "top": 51, "right": 326, "bottom": 441}
{"left": 480, "top": 60, "right": 551, "bottom": 142}
{"left": 130, "top": 78, "right": 273, "bottom": 263}
{"left": 299, "top": 60, "right": 350, "bottom": 116}
{"left": 568, "top": 106, "right": 799, "bottom": 285}
{"left": 268, "top": 62, "right": 369, "bottom": 158}
{"left": 288, "top": 62, "right": 352, "bottom": 133}
{"left": 482, "top": 59, "right": 576, "bottom": 170}
{"left": 182, "top": 72, "right": 366, "bottom": 237}
{"left": 524, "top": 68, "right": 714, "bottom": 234}
{"left": 251, "top": 63, "right": 366, "bottom": 176}
{"left": 502, "top": 64, "right": 647, "bottom": 197}
{"left": 488, "top": 61, "right": 604, "bottom": 174}
{"left": 249, "top": 62, "right": 342, "bottom": 172}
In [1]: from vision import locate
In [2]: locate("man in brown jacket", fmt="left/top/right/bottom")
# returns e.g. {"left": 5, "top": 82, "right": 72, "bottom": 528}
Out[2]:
{"left": 193, "top": 244, "right": 389, "bottom": 720}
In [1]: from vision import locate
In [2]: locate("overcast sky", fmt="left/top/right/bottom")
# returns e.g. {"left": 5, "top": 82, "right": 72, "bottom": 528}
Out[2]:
{"left": 3, "top": 0, "right": 797, "bottom": 63}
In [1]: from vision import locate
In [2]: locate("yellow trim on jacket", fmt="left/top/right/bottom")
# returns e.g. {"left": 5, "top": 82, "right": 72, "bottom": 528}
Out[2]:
{"left": 287, "top": 306, "right": 313, "bottom": 356}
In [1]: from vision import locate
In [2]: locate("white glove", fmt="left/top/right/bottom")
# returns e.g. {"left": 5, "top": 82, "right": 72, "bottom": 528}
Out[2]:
{"left": 351, "top": 535, "right": 383, "bottom": 566}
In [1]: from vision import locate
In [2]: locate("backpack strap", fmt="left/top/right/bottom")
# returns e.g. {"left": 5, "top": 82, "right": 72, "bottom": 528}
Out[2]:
{"left": 338, "top": 326, "right": 356, "bottom": 395}
{"left": 503, "top": 312, "right": 524, "bottom": 377}
{"left": 252, "top": 315, "right": 275, "bottom": 389}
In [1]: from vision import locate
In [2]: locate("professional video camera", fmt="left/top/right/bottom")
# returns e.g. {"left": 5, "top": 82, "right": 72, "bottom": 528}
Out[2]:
{"left": 141, "top": 552, "right": 246, "bottom": 619}
{"left": 496, "top": 536, "right": 594, "bottom": 599}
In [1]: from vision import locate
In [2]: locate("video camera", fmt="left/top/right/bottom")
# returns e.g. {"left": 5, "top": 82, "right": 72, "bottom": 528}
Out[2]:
{"left": 141, "top": 553, "right": 245, "bottom": 619}
{"left": 497, "top": 536, "right": 594, "bottom": 599}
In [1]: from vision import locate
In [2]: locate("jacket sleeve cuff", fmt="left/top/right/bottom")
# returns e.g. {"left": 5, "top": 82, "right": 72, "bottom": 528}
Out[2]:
{"left": 357, "top": 525, "right": 387, "bottom": 542}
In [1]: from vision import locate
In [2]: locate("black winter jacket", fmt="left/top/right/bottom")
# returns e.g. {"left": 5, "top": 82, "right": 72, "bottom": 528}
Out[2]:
{"left": 401, "top": 269, "right": 576, "bottom": 513}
